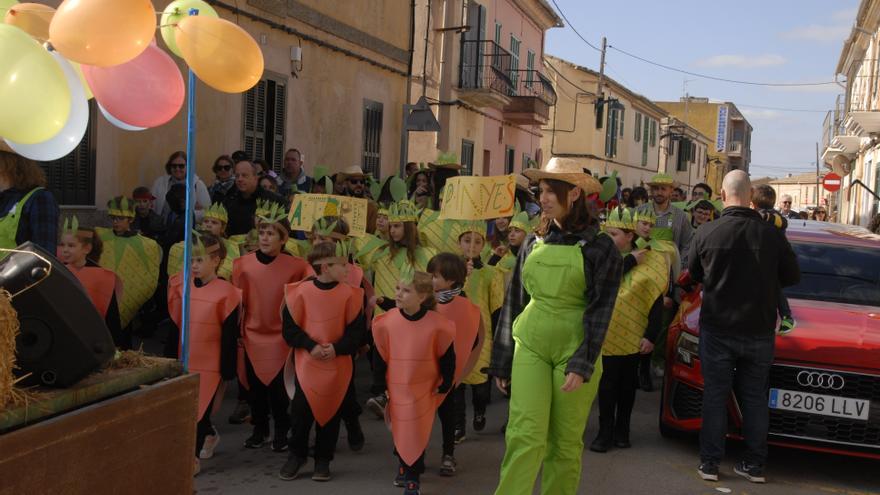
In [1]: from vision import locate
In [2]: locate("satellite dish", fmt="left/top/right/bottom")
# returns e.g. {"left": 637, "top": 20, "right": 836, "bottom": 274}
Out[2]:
{"left": 831, "top": 153, "right": 853, "bottom": 176}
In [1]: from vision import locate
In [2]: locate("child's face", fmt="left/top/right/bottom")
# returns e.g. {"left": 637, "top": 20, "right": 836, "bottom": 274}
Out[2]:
{"left": 202, "top": 217, "right": 225, "bottom": 237}
{"left": 312, "top": 233, "right": 336, "bottom": 246}
{"left": 635, "top": 220, "right": 652, "bottom": 239}
{"left": 134, "top": 199, "right": 152, "bottom": 216}
{"left": 605, "top": 227, "right": 633, "bottom": 253}
{"left": 432, "top": 272, "right": 454, "bottom": 292}
{"left": 507, "top": 227, "right": 526, "bottom": 247}
{"left": 191, "top": 254, "right": 221, "bottom": 280}
{"left": 389, "top": 222, "right": 405, "bottom": 242}
{"left": 258, "top": 225, "right": 285, "bottom": 255}
{"left": 376, "top": 214, "right": 389, "bottom": 233}
{"left": 324, "top": 261, "right": 349, "bottom": 283}
{"left": 59, "top": 234, "right": 88, "bottom": 265}
{"left": 494, "top": 217, "right": 510, "bottom": 232}
{"left": 395, "top": 281, "right": 427, "bottom": 313}
{"left": 110, "top": 215, "right": 132, "bottom": 235}
{"left": 458, "top": 231, "right": 485, "bottom": 259}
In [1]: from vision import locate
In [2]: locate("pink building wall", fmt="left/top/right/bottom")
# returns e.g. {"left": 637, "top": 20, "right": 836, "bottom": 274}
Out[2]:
{"left": 481, "top": 0, "right": 547, "bottom": 175}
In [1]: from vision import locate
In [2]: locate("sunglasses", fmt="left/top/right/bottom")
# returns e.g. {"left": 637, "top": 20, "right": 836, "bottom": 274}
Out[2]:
{"left": 170, "top": 163, "right": 186, "bottom": 169}
{"left": 215, "top": 165, "right": 232, "bottom": 171}
{"left": 783, "top": 201, "right": 791, "bottom": 204}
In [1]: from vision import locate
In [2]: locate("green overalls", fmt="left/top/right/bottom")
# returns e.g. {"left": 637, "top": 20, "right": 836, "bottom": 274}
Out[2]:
{"left": 495, "top": 240, "right": 603, "bottom": 495}
{"left": 0, "top": 187, "right": 42, "bottom": 255}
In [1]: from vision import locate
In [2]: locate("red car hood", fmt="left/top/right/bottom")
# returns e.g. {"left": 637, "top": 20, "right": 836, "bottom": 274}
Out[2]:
{"left": 778, "top": 299, "right": 880, "bottom": 371}
{"left": 680, "top": 296, "right": 880, "bottom": 372}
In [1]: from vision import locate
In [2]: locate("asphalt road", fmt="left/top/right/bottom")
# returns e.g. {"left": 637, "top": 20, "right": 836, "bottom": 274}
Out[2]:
{"left": 194, "top": 362, "right": 880, "bottom": 495}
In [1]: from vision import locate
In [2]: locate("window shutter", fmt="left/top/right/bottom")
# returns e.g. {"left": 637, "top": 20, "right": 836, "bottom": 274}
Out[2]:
{"left": 272, "top": 81, "right": 286, "bottom": 172}
{"left": 39, "top": 101, "right": 96, "bottom": 205}
{"left": 242, "top": 79, "right": 267, "bottom": 162}
{"left": 635, "top": 113, "right": 641, "bottom": 141}
{"left": 362, "top": 100, "right": 383, "bottom": 179}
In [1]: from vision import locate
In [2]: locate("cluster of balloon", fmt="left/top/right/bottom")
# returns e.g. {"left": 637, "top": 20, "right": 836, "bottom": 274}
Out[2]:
{"left": 0, "top": 0, "right": 264, "bottom": 161}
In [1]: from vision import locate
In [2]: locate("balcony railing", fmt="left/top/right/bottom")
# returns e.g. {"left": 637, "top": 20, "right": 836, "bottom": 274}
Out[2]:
{"left": 728, "top": 141, "right": 743, "bottom": 155}
{"left": 822, "top": 94, "right": 847, "bottom": 150}
{"left": 459, "top": 39, "right": 514, "bottom": 95}
{"left": 506, "top": 70, "right": 557, "bottom": 106}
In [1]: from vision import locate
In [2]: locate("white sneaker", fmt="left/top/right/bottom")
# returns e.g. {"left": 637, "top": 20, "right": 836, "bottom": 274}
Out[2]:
{"left": 199, "top": 433, "right": 220, "bottom": 459}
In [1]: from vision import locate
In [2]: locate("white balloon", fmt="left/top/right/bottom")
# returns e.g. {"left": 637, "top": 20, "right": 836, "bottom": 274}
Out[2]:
{"left": 4, "top": 51, "right": 89, "bottom": 161}
{"left": 98, "top": 102, "right": 146, "bottom": 131}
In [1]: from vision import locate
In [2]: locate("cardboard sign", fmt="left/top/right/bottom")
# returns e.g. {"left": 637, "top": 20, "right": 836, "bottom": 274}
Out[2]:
{"left": 288, "top": 194, "right": 368, "bottom": 237}
{"left": 439, "top": 175, "right": 516, "bottom": 220}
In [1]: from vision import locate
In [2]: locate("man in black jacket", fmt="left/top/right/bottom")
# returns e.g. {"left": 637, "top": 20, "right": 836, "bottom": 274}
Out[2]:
{"left": 688, "top": 170, "right": 800, "bottom": 484}
{"left": 223, "top": 160, "right": 287, "bottom": 236}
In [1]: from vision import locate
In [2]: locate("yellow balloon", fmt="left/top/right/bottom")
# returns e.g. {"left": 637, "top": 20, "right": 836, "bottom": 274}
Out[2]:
{"left": 49, "top": 0, "right": 155, "bottom": 67}
{"left": 4, "top": 3, "right": 54, "bottom": 42}
{"left": 159, "top": 0, "right": 218, "bottom": 58}
{"left": 0, "top": 25, "right": 70, "bottom": 144}
{"left": 176, "top": 16, "right": 264, "bottom": 93}
{"left": 69, "top": 61, "right": 94, "bottom": 100}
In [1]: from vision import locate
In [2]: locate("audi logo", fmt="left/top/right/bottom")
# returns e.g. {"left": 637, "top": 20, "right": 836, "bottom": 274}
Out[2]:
{"left": 796, "top": 371, "right": 845, "bottom": 391}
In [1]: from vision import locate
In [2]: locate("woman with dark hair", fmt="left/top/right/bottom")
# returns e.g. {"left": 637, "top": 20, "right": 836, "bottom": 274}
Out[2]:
{"left": 150, "top": 151, "right": 211, "bottom": 222}
{"left": 627, "top": 186, "right": 649, "bottom": 208}
{"left": 691, "top": 182, "right": 713, "bottom": 200}
{"left": 489, "top": 158, "right": 622, "bottom": 495}
{"left": 0, "top": 151, "right": 60, "bottom": 254}
{"left": 209, "top": 155, "right": 236, "bottom": 202}
{"left": 408, "top": 169, "right": 433, "bottom": 210}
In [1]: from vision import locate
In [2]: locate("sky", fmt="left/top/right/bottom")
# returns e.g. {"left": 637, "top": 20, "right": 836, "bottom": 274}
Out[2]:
{"left": 543, "top": 0, "right": 860, "bottom": 179}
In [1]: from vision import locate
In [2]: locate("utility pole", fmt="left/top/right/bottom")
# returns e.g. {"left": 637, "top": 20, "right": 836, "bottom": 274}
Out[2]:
{"left": 815, "top": 142, "right": 820, "bottom": 207}
{"left": 597, "top": 37, "right": 607, "bottom": 99}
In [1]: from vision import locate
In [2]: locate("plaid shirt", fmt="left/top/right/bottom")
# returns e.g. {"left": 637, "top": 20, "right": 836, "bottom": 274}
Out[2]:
{"left": 488, "top": 223, "right": 622, "bottom": 381}
{"left": 0, "top": 187, "right": 59, "bottom": 254}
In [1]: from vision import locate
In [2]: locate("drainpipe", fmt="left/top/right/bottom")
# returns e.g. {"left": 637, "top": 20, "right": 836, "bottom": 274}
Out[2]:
{"left": 437, "top": 0, "right": 457, "bottom": 153}
{"left": 399, "top": 0, "right": 417, "bottom": 177}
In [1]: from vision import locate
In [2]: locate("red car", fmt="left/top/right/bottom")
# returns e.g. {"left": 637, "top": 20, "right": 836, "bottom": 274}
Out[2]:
{"left": 660, "top": 220, "right": 880, "bottom": 459}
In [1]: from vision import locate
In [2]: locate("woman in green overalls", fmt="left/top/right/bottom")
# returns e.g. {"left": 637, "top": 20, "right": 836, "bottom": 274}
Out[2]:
{"left": 489, "top": 158, "right": 623, "bottom": 495}
{"left": 0, "top": 152, "right": 60, "bottom": 255}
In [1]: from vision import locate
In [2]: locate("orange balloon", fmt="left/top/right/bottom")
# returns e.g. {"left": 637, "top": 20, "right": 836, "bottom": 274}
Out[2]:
{"left": 175, "top": 16, "right": 264, "bottom": 93}
{"left": 4, "top": 3, "right": 54, "bottom": 41}
{"left": 49, "top": 0, "right": 155, "bottom": 67}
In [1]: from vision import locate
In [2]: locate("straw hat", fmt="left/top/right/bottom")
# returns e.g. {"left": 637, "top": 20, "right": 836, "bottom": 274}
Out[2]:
{"left": 338, "top": 165, "right": 367, "bottom": 180}
{"left": 646, "top": 173, "right": 677, "bottom": 188}
{"left": 522, "top": 157, "right": 601, "bottom": 195}
{"left": 428, "top": 151, "right": 463, "bottom": 171}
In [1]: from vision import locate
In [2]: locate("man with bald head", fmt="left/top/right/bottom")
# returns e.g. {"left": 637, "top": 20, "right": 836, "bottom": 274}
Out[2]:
{"left": 688, "top": 170, "right": 800, "bottom": 485}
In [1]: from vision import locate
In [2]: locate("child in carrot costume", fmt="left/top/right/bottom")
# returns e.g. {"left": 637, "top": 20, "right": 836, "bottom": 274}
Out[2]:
{"left": 372, "top": 269, "right": 456, "bottom": 495}
{"left": 279, "top": 241, "right": 366, "bottom": 482}
{"left": 167, "top": 233, "right": 242, "bottom": 475}
{"left": 168, "top": 203, "right": 241, "bottom": 280}
{"left": 232, "top": 203, "right": 313, "bottom": 451}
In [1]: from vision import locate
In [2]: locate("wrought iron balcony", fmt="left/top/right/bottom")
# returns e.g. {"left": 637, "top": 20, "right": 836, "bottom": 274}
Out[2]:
{"left": 502, "top": 70, "right": 557, "bottom": 125}
{"left": 458, "top": 39, "right": 513, "bottom": 109}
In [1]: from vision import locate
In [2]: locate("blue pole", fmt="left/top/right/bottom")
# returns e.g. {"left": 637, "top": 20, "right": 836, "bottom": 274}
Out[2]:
{"left": 180, "top": 8, "right": 200, "bottom": 372}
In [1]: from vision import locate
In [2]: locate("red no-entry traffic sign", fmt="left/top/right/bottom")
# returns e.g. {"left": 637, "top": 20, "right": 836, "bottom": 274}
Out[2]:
{"left": 823, "top": 173, "right": 842, "bottom": 192}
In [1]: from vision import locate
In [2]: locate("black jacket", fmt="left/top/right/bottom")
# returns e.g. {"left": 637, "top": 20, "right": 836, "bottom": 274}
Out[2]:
{"left": 222, "top": 186, "right": 287, "bottom": 236}
{"left": 688, "top": 206, "right": 800, "bottom": 336}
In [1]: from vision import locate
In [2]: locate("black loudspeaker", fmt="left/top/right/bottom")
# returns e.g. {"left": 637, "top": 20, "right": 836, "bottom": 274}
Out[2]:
{"left": 1, "top": 242, "right": 115, "bottom": 387}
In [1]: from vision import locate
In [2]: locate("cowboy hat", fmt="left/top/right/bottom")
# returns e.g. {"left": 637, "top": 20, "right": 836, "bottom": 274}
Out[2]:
{"left": 522, "top": 157, "right": 601, "bottom": 195}
{"left": 337, "top": 165, "right": 367, "bottom": 180}
{"left": 646, "top": 173, "right": 677, "bottom": 188}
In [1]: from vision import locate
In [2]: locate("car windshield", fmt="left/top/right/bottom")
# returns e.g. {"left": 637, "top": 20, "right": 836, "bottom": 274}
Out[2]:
{"left": 785, "top": 241, "right": 880, "bottom": 307}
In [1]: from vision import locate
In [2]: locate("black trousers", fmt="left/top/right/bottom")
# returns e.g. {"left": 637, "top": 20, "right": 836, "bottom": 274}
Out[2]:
{"left": 196, "top": 396, "right": 216, "bottom": 455}
{"left": 289, "top": 377, "right": 342, "bottom": 461}
{"left": 397, "top": 450, "right": 425, "bottom": 482}
{"left": 453, "top": 381, "right": 490, "bottom": 429}
{"left": 438, "top": 387, "right": 456, "bottom": 456}
{"left": 244, "top": 357, "right": 290, "bottom": 435}
{"left": 597, "top": 354, "right": 640, "bottom": 439}
{"left": 340, "top": 357, "right": 363, "bottom": 423}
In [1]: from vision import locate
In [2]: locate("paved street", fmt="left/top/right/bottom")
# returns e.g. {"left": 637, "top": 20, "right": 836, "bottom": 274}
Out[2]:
{"left": 194, "top": 363, "right": 880, "bottom": 495}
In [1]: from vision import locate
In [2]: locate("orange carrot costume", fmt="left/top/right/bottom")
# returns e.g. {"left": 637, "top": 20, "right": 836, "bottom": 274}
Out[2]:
{"left": 434, "top": 295, "right": 484, "bottom": 384}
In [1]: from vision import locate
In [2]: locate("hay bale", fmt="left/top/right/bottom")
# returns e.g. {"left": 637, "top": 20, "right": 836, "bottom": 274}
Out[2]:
{"left": 0, "top": 289, "right": 20, "bottom": 409}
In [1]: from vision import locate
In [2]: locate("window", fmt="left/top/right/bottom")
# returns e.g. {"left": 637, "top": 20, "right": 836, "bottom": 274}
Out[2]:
{"left": 362, "top": 99, "right": 383, "bottom": 179}
{"left": 242, "top": 75, "right": 287, "bottom": 172}
{"left": 650, "top": 119, "right": 657, "bottom": 147}
{"left": 785, "top": 242, "right": 880, "bottom": 306}
{"left": 526, "top": 50, "right": 535, "bottom": 89}
{"left": 619, "top": 107, "right": 625, "bottom": 138}
{"left": 635, "top": 112, "right": 642, "bottom": 141}
{"left": 39, "top": 101, "right": 97, "bottom": 205}
{"left": 505, "top": 146, "right": 515, "bottom": 174}
{"left": 641, "top": 120, "right": 649, "bottom": 167}
{"left": 509, "top": 36, "right": 521, "bottom": 88}
{"left": 677, "top": 139, "right": 691, "bottom": 172}
{"left": 495, "top": 23, "right": 501, "bottom": 46}
{"left": 461, "top": 139, "right": 475, "bottom": 176}
{"left": 522, "top": 153, "right": 531, "bottom": 171}
{"left": 605, "top": 107, "right": 620, "bottom": 158}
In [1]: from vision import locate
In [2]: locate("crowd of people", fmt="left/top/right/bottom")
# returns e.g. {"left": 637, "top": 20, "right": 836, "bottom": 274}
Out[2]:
{"left": 0, "top": 147, "right": 809, "bottom": 493}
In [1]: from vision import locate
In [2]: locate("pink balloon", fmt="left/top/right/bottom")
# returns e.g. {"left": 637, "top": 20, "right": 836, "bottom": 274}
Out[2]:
{"left": 82, "top": 45, "right": 184, "bottom": 128}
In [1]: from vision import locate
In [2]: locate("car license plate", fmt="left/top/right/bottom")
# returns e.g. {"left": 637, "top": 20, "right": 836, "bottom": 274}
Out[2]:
{"left": 769, "top": 388, "right": 870, "bottom": 421}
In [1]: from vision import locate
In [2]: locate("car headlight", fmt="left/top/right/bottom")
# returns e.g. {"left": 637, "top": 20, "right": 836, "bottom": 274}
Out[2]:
{"left": 676, "top": 332, "right": 699, "bottom": 366}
